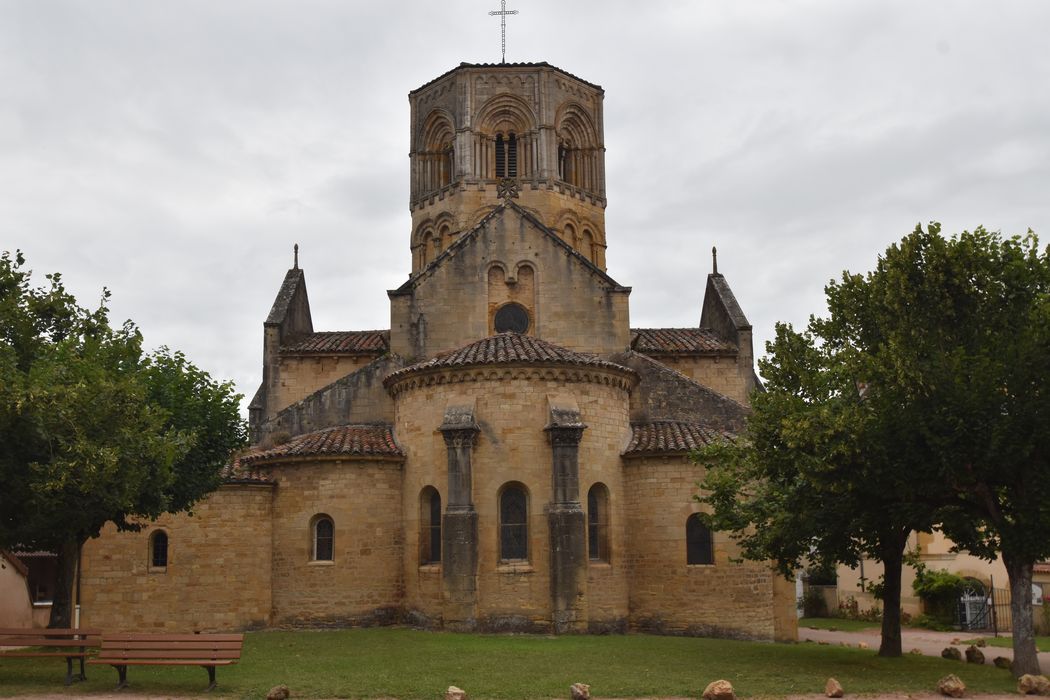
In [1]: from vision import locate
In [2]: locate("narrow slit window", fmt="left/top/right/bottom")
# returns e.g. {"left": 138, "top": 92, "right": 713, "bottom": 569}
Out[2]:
{"left": 420, "top": 487, "right": 442, "bottom": 564}
{"left": 507, "top": 133, "right": 518, "bottom": 177}
{"left": 314, "top": 517, "right": 334, "bottom": 561}
{"left": 495, "top": 134, "right": 506, "bottom": 177}
{"left": 587, "top": 484, "right": 610, "bottom": 562}
{"left": 499, "top": 485, "right": 528, "bottom": 561}
{"left": 150, "top": 531, "right": 168, "bottom": 569}
{"left": 686, "top": 515, "right": 714, "bottom": 565}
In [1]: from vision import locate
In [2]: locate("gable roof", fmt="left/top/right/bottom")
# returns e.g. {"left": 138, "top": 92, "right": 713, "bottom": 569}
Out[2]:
{"left": 623, "top": 420, "right": 733, "bottom": 457}
{"left": 390, "top": 201, "right": 629, "bottom": 296}
{"left": 281, "top": 330, "right": 389, "bottom": 355}
{"left": 385, "top": 333, "right": 632, "bottom": 385}
{"left": 631, "top": 328, "right": 736, "bottom": 355}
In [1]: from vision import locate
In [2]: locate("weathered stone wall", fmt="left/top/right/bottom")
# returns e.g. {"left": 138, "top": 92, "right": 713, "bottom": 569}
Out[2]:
{"left": 269, "top": 458, "right": 404, "bottom": 626}
{"left": 390, "top": 206, "right": 631, "bottom": 362}
{"left": 622, "top": 455, "right": 779, "bottom": 640}
{"left": 259, "top": 355, "right": 403, "bottom": 444}
{"left": 395, "top": 371, "right": 631, "bottom": 630}
{"left": 614, "top": 351, "right": 749, "bottom": 431}
{"left": 0, "top": 551, "right": 33, "bottom": 627}
{"left": 79, "top": 485, "right": 274, "bottom": 632}
{"left": 271, "top": 354, "right": 379, "bottom": 415}
{"left": 644, "top": 354, "right": 754, "bottom": 406}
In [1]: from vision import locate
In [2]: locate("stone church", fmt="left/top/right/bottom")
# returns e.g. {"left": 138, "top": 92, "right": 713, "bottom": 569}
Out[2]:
{"left": 80, "top": 61, "right": 796, "bottom": 641}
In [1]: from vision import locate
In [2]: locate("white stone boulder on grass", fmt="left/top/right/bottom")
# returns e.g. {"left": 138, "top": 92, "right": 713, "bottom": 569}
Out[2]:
{"left": 702, "top": 679, "right": 736, "bottom": 700}
{"left": 446, "top": 686, "right": 468, "bottom": 700}
{"left": 825, "top": 677, "right": 844, "bottom": 698}
{"left": 938, "top": 674, "right": 966, "bottom": 698}
{"left": 1018, "top": 674, "right": 1050, "bottom": 696}
{"left": 570, "top": 683, "right": 591, "bottom": 700}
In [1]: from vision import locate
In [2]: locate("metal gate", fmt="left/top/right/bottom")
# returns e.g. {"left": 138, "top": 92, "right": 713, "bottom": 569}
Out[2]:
{"left": 957, "top": 578, "right": 990, "bottom": 631}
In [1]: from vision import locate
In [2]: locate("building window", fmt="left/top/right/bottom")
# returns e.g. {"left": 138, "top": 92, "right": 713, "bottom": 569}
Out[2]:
{"left": 420, "top": 487, "right": 442, "bottom": 564}
{"left": 686, "top": 515, "right": 714, "bottom": 565}
{"left": 495, "top": 132, "right": 517, "bottom": 178}
{"left": 313, "top": 516, "right": 334, "bottom": 561}
{"left": 149, "top": 531, "right": 168, "bottom": 569}
{"left": 587, "top": 484, "right": 610, "bottom": 562}
{"left": 499, "top": 484, "right": 528, "bottom": 561}
{"left": 494, "top": 302, "right": 530, "bottom": 334}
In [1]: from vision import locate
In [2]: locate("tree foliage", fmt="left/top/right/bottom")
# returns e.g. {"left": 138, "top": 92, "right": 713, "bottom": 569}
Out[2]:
{"left": 0, "top": 251, "right": 246, "bottom": 626}
{"left": 696, "top": 224, "right": 1050, "bottom": 668}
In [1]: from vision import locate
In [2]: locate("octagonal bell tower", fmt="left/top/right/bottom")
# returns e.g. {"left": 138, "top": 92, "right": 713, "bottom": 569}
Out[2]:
{"left": 408, "top": 62, "right": 607, "bottom": 274}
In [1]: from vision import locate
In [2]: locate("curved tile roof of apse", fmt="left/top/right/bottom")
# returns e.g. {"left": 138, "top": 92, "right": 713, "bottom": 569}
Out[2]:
{"left": 623, "top": 420, "right": 734, "bottom": 456}
{"left": 239, "top": 424, "right": 403, "bottom": 466}
{"left": 281, "top": 330, "right": 390, "bottom": 354}
{"left": 385, "top": 333, "right": 632, "bottom": 383}
{"left": 630, "top": 328, "right": 736, "bottom": 355}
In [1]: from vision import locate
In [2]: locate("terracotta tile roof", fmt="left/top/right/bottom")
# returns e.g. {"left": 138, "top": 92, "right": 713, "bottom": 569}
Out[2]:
{"left": 631, "top": 328, "right": 736, "bottom": 355}
{"left": 240, "top": 424, "right": 403, "bottom": 466}
{"left": 387, "top": 333, "right": 631, "bottom": 381}
{"left": 221, "top": 453, "right": 275, "bottom": 484}
{"left": 280, "top": 330, "right": 389, "bottom": 354}
{"left": 1035, "top": 562, "right": 1050, "bottom": 574}
{"left": 623, "top": 421, "right": 733, "bottom": 456}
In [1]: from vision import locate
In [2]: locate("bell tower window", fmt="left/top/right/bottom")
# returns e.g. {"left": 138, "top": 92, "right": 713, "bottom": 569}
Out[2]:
{"left": 495, "top": 132, "right": 518, "bottom": 178}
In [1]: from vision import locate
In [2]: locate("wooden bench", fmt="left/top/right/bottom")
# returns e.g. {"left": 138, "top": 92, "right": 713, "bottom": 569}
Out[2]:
{"left": 0, "top": 627, "right": 102, "bottom": 685}
{"left": 89, "top": 633, "right": 244, "bottom": 691}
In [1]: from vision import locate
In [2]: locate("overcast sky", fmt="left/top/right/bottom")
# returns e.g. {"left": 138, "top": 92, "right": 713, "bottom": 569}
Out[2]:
{"left": 4, "top": 1, "right": 1049, "bottom": 412}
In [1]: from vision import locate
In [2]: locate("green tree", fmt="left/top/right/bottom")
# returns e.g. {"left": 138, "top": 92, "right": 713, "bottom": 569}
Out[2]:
{"left": 697, "top": 224, "right": 1050, "bottom": 672}
{"left": 0, "top": 251, "right": 245, "bottom": 627}
{"left": 696, "top": 319, "right": 940, "bottom": 657}
{"left": 858, "top": 226, "right": 1050, "bottom": 675}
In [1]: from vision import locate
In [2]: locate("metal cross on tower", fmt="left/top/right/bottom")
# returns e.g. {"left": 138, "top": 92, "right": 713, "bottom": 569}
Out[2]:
{"left": 488, "top": 0, "right": 518, "bottom": 64}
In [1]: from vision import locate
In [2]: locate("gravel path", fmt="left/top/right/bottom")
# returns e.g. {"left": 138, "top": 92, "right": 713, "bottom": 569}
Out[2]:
{"left": 798, "top": 626, "right": 1050, "bottom": 666}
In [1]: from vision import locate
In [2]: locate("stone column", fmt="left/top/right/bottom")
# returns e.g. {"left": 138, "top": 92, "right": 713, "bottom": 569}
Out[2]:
{"left": 545, "top": 404, "right": 587, "bottom": 634}
{"left": 440, "top": 404, "right": 480, "bottom": 629}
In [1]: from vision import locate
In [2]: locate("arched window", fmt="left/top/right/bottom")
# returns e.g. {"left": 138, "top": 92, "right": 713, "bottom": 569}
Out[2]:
{"left": 495, "top": 132, "right": 518, "bottom": 178}
{"left": 313, "top": 516, "right": 334, "bottom": 562}
{"left": 420, "top": 487, "right": 442, "bottom": 564}
{"left": 686, "top": 515, "right": 714, "bottom": 565}
{"left": 149, "top": 531, "right": 168, "bottom": 569}
{"left": 499, "top": 484, "right": 528, "bottom": 561}
{"left": 587, "top": 484, "right": 610, "bottom": 562}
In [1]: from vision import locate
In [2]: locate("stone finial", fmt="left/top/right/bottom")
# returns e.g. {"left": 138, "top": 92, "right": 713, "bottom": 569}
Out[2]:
{"left": 702, "top": 679, "right": 736, "bottom": 700}
{"left": 712, "top": 246, "right": 718, "bottom": 274}
{"left": 825, "top": 677, "right": 844, "bottom": 698}
{"left": 937, "top": 674, "right": 966, "bottom": 698}
{"left": 570, "top": 683, "right": 591, "bottom": 700}
{"left": 293, "top": 243, "right": 299, "bottom": 270}
{"left": 446, "top": 686, "right": 468, "bottom": 700}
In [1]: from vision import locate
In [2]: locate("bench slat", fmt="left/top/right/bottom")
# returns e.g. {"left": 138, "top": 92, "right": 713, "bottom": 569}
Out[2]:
{"left": 99, "top": 640, "right": 242, "bottom": 651}
{"left": 0, "top": 628, "right": 100, "bottom": 636}
{"left": 90, "top": 659, "right": 238, "bottom": 667}
{"left": 102, "top": 633, "right": 243, "bottom": 642}
{"left": 0, "top": 637, "right": 100, "bottom": 647}
{"left": 95, "top": 649, "right": 242, "bottom": 660}
{"left": 0, "top": 651, "right": 92, "bottom": 658}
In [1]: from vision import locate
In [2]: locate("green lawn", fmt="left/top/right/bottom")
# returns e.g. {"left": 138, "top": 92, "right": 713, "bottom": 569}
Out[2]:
{"left": 799, "top": 617, "right": 880, "bottom": 632}
{"left": 970, "top": 635, "right": 1050, "bottom": 652}
{"left": 0, "top": 628, "right": 1018, "bottom": 699}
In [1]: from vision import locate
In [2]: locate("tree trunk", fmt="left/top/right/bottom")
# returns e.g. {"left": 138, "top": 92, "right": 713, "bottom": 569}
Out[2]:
{"left": 1003, "top": 551, "right": 1041, "bottom": 677}
{"left": 47, "top": 538, "right": 80, "bottom": 629}
{"left": 877, "top": 537, "right": 907, "bottom": 657}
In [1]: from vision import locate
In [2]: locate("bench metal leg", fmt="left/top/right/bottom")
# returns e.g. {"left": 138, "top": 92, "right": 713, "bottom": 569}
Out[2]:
{"left": 64, "top": 657, "right": 73, "bottom": 686}
{"left": 114, "top": 664, "right": 128, "bottom": 690}
{"left": 203, "top": 665, "right": 217, "bottom": 692}
{"left": 79, "top": 648, "right": 87, "bottom": 681}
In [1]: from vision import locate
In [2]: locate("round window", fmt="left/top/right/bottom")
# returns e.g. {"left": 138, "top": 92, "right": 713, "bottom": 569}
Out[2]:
{"left": 494, "top": 303, "right": 530, "bottom": 334}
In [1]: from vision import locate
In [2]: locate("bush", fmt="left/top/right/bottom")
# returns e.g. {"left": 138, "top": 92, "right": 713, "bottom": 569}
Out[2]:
{"left": 910, "top": 613, "right": 954, "bottom": 631}
{"left": 806, "top": 563, "right": 838, "bottom": 586}
{"left": 836, "top": 595, "right": 882, "bottom": 622}
{"left": 912, "top": 563, "right": 966, "bottom": 627}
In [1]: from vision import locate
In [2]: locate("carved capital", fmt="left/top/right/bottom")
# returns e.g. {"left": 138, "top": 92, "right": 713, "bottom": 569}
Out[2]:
{"left": 546, "top": 425, "right": 586, "bottom": 447}
{"left": 441, "top": 426, "right": 480, "bottom": 449}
